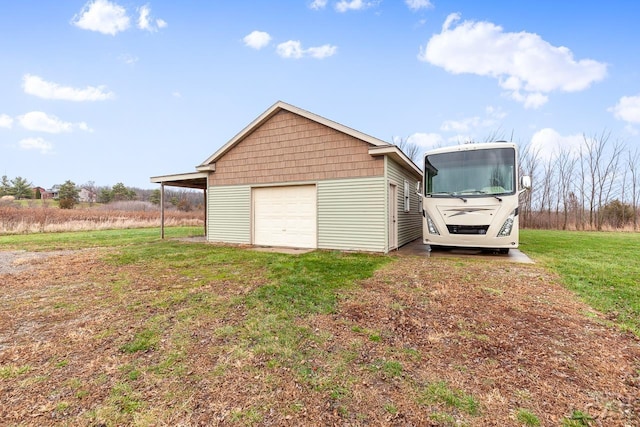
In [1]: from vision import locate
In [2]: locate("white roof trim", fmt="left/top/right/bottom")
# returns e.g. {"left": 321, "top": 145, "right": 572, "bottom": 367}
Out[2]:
{"left": 198, "top": 101, "right": 391, "bottom": 167}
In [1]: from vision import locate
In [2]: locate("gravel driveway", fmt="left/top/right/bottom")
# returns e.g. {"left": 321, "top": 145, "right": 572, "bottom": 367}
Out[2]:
{"left": 0, "top": 250, "right": 74, "bottom": 275}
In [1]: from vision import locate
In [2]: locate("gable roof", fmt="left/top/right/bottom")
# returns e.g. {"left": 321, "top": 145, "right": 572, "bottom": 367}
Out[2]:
{"left": 152, "top": 101, "right": 422, "bottom": 188}
{"left": 198, "top": 101, "right": 391, "bottom": 168}
{"left": 195, "top": 100, "right": 422, "bottom": 178}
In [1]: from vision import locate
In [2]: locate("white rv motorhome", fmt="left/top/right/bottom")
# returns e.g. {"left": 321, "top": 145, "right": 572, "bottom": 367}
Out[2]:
{"left": 420, "top": 142, "right": 531, "bottom": 253}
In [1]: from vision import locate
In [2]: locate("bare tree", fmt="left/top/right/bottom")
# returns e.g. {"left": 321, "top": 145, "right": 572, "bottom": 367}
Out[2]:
{"left": 596, "top": 140, "right": 625, "bottom": 230}
{"left": 567, "top": 191, "right": 581, "bottom": 228}
{"left": 576, "top": 146, "right": 587, "bottom": 230}
{"left": 540, "top": 156, "right": 558, "bottom": 228}
{"left": 581, "top": 132, "right": 623, "bottom": 230}
{"left": 555, "top": 148, "right": 577, "bottom": 230}
{"left": 518, "top": 142, "right": 541, "bottom": 228}
{"left": 81, "top": 181, "right": 98, "bottom": 205}
{"left": 516, "top": 130, "right": 634, "bottom": 231}
{"left": 628, "top": 147, "right": 640, "bottom": 231}
{"left": 620, "top": 165, "right": 629, "bottom": 228}
{"left": 583, "top": 132, "right": 602, "bottom": 229}
{"left": 481, "top": 127, "right": 511, "bottom": 143}
{"left": 393, "top": 137, "right": 421, "bottom": 164}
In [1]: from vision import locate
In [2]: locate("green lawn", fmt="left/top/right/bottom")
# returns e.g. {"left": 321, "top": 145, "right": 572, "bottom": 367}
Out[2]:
{"left": 2, "top": 227, "right": 638, "bottom": 424}
{"left": 520, "top": 229, "right": 640, "bottom": 335}
{"left": 3, "top": 227, "right": 638, "bottom": 337}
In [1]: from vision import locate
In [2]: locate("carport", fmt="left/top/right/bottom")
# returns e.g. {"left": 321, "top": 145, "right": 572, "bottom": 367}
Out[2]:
{"left": 150, "top": 171, "right": 208, "bottom": 239}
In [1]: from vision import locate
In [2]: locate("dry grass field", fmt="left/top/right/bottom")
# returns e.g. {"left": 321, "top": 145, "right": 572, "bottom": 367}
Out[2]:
{"left": 0, "top": 204, "right": 203, "bottom": 234}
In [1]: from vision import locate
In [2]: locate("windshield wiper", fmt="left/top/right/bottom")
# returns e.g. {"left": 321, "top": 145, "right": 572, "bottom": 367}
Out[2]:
{"left": 461, "top": 189, "right": 504, "bottom": 202}
{"left": 427, "top": 192, "right": 467, "bottom": 202}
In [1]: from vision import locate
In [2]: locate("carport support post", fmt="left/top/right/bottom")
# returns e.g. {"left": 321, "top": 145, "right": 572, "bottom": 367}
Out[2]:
{"left": 160, "top": 183, "right": 165, "bottom": 239}
{"left": 203, "top": 188, "right": 207, "bottom": 236}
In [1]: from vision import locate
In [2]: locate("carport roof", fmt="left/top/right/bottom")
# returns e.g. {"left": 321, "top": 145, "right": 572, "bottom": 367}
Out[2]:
{"left": 150, "top": 171, "right": 208, "bottom": 189}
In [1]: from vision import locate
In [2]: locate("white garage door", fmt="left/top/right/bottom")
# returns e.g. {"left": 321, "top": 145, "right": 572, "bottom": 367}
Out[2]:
{"left": 253, "top": 185, "right": 317, "bottom": 248}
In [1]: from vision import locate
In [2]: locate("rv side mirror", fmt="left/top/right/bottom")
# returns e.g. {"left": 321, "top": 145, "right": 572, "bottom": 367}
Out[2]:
{"left": 520, "top": 175, "right": 531, "bottom": 190}
{"left": 416, "top": 181, "right": 421, "bottom": 194}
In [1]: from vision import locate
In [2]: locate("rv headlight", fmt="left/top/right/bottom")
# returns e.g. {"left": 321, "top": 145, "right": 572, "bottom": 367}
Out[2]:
{"left": 426, "top": 213, "right": 440, "bottom": 235}
{"left": 497, "top": 211, "right": 516, "bottom": 237}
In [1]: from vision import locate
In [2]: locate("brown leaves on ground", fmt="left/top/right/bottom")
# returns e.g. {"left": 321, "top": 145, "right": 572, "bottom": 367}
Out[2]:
{"left": 0, "top": 249, "right": 639, "bottom": 426}
{"left": 323, "top": 258, "right": 640, "bottom": 425}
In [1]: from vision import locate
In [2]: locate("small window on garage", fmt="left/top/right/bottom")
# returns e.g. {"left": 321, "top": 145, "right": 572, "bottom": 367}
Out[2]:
{"left": 404, "top": 180, "right": 410, "bottom": 212}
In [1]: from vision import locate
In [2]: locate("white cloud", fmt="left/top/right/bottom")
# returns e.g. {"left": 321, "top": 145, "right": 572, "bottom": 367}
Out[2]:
{"left": 243, "top": 30, "right": 272, "bottom": 50}
{"left": 118, "top": 53, "right": 139, "bottom": 65}
{"left": 77, "top": 122, "right": 93, "bottom": 132}
{"left": 19, "top": 137, "right": 54, "bottom": 155}
{"left": 71, "top": 0, "right": 130, "bottom": 35}
{"left": 609, "top": 94, "right": 640, "bottom": 124}
{"left": 440, "top": 106, "right": 507, "bottom": 134}
{"left": 406, "top": 108, "right": 509, "bottom": 155}
{"left": 529, "top": 128, "right": 583, "bottom": 162}
{"left": 309, "top": 0, "right": 328, "bottom": 10}
{"left": 405, "top": 0, "right": 433, "bottom": 11}
{"left": 335, "top": 0, "right": 377, "bottom": 12}
{"left": 138, "top": 4, "right": 151, "bottom": 29}
{"left": 440, "top": 117, "right": 480, "bottom": 133}
{"left": 277, "top": 40, "right": 337, "bottom": 59}
{"left": 19, "top": 112, "right": 72, "bottom": 133}
{"left": 307, "top": 44, "right": 338, "bottom": 59}
{"left": 23, "top": 74, "right": 115, "bottom": 102}
{"left": 407, "top": 132, "right": 445, "bottom": 149}
{"left": 277, "top": 41, "right": 304, "bottom": 59}
{"left": 419, "top": 13, "right": 608, "bottom": 109}
{"left": 137, "top": 4, "right": 167, "bottom": 32}
{"left": 485, "top": 105, "right": 507, "bottom": 120}
{"left": 18, "top": 111, "right": 92, "bottom": 134}
{"left": 624, "top": 125, "right": 639, "bottom": 136}
{"left": 509, "top": 91, "right": 549, "bottom": 109}
{"left": 0, "top": 114, "right": 13, "bottom": 129}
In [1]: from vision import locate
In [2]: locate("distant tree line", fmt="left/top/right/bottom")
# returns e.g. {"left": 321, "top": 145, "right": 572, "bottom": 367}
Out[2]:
{"left": 0, "top": 175, "right": 34, "bottom": 199}
{"left": 0, "top": 176, "right": 203, "bottom": 212}
{"left": 519, "top": 132, "right": 639, "bottom": 231}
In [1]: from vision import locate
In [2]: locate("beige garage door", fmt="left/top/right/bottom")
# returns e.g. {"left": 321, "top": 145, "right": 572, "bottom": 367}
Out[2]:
{"left": 253, "top": 185, "right": 317, "bottom": 248}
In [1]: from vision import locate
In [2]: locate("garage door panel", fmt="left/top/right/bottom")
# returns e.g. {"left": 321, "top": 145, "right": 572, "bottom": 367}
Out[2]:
{"left": 253, "top": 185, "right": 317, "bottom": 248}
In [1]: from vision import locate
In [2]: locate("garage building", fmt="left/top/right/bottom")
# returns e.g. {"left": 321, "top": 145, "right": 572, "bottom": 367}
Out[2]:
{"left": 151, "top": 101, "right": 423, "bottom": 253}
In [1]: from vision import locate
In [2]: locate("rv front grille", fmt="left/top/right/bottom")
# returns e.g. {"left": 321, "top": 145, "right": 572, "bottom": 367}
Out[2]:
{"left": 446, "top": 225, "right": 490, "bottom": 235}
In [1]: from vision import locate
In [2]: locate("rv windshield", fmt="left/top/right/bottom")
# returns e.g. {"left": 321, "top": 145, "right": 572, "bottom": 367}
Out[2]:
{"left": 425, "top": 147, "right": 516, "bottom": 196}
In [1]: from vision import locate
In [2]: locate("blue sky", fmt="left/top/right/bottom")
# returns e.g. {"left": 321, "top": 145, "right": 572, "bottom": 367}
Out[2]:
{"left": 1, "top": 0, "right": 639, "bottom": 189}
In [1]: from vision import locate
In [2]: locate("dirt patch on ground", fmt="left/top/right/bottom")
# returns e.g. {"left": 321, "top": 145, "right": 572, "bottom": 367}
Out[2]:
{"left": 0, "top": 249, "right": 638, "bottom": 426}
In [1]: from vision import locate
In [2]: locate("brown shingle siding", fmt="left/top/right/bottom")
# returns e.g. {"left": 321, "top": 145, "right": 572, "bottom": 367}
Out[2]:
{"left": 210, "top": 110, "right": 384, "bottom": 186}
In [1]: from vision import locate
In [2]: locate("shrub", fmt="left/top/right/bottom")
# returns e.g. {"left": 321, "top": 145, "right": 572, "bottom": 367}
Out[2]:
{"left": 58, "top": 180, "right": 80, "bottom": 210}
